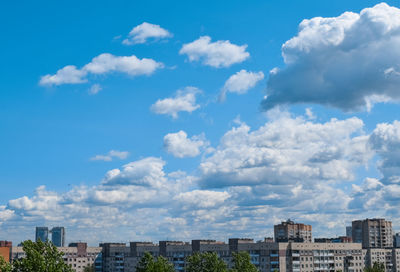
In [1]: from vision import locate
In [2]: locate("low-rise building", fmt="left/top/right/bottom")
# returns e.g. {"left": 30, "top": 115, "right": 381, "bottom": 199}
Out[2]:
{"left": 0, "top": 241, "right": 12, "bottom": 263}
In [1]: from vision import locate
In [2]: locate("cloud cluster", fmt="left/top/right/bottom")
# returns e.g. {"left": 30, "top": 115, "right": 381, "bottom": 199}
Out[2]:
{"left": 163, "top": 130, "right": 208, "bottom": 158}
{"left": 150, "top": 87, "right": 201, "bottom": 119}
{"left": 90, "top": 150, "right": 129, "bottom": 162}
{"left": 199, "top": 113, "right": 370, "bottom": 188}
{"left": 180, "top": 36, "right": 250, "bottom": 68}
{"left": 262, "top": 3, "right": 400, "bottom": 111}
{"left": 40, "top": 53, "right": 163, "bottom": 86}
{"left": 220, "top": 70, "right": 264, "bottom": 101}
{"left": 3, "top": 111, "right": 398, "bottom": 243}
{"left": 123, "top": 22, "right": 172, "bottom": 45}
{"left": 369, "top": 120, "right": 400, "bottom": 184}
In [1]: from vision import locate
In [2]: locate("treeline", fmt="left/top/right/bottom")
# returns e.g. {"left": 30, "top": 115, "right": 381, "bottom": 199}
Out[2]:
{"left": 136, "top": 251, "right": 259, "bottom": 272}
{"left": 0, "top": 240, "right": 75, "bottom": 272}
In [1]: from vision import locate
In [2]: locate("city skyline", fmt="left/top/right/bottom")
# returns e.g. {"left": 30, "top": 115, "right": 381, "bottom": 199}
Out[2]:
{"left": 1, "top": 0, "right": 400, "bottom": 245}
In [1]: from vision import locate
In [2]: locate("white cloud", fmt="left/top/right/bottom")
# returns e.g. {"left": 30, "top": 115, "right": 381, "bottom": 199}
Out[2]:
{"left": 369, "top": 120, "right": 400, "bottom": 184}
{"left": 88, "top": 84, "right": 102, "bottom": 95}
{"left": 150, "top": 87, "right": 201, "bottom": 119}
{"left": 305, "top": 108, "right": 316, "bottom": 120}
{"left": 39, "top": 53, "right": 163, "bottom": 86}
{"left": 4, "top": 112, "right": 400, "bottom": 244}
{"left": 179, "top": 36, "right": 249, "bottom": 68}
{"left": 164, "top": 130, "right": 208, "bottom": 158}
{"left": 39, "top": 65, "right": 87, "bottom": 86}
{"left": 221, "top": 70, "right": 264, "bottom": 101}
{"left": 199, "top": 113, "right": 370, "bottom": 188}
{"left": 122, "top": 22, "right": 172, "bottom": 45}
{"left": 102, "top": 157, "right": 167, "bottom": 187}
{"left": 262, "top": 3, "right": 400, "bottom": 111}
{"left": 0, "top": 206, "right": 14, "bottom": 222}
{"left": 82, "top": 53, "right": 163, "bottom": 76}
{"left": 90, "top": 150, "right": 129, "bottom": 162}
{"left": 173, "top": 190, "right": 230, "bottom": 209}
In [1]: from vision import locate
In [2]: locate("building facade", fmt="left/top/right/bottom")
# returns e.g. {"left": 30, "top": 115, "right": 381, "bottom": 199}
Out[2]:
{"left": 99, "top": 239, "right": 365, "bottom": 272}
{"left": 394, "top": 233, "right": 400, "bottom": 248}
{"left": 346, "top": 226, "right": 352, "bottom": 238}
{"left": 352, "top": 218, "right": 393, "bottom": 249}
{"left": 274, "top": 219, "right": 313, "bottom": 243}
{"left": 11, "top": 242, "right": 101, "bottom": 272}
{"left": 51, "top": 227, "right": 65, "bottom": 247}
{"left": 35, "top": 226, "right": 49, "bottom": 242}
{"left": 0, "top": 241, "right": 12, "bottom": 263}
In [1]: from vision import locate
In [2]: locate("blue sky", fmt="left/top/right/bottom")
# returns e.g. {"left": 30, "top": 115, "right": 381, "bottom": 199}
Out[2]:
{"left": 1, "top": 0, "right": 400, "bottom": 245}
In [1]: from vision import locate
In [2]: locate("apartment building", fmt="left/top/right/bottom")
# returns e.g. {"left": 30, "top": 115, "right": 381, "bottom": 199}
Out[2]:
{"left": 361, "top": 248, "right": 400, "bottom": 272}
{"left": 160, "top": 241, "right": 192, "bottom": 271}
{"left": 12, "top": 242, "right": 101, "bottom": 272}
{"left": 352, "top": 218, "right": 393, "bottom": 248}
{"left": 274, "top": 219, "right": 313, "bottom": 243}
{"left": 99, "top": 239, "right": 365, "bottom": 272}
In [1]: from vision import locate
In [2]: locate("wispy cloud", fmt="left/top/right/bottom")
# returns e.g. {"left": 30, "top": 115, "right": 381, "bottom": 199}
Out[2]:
{"left": 90, "top": 150, "right": 130, "bottom": 162}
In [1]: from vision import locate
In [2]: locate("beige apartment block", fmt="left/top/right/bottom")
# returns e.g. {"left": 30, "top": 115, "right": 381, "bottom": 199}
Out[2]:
{"left": 274, "top": 219, "right": 313, "bottom": 243}
{"left": 363, "top": 248, "right": 400, "bottom": 272}
{"left": 352, "top": 218, "right": 393, "bottom": 249}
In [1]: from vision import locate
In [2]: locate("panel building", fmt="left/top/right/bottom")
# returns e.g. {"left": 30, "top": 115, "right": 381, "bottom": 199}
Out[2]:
{"left": 99, "top": 239, "right": 365, "bottom": 272}
{"left": 352, "top": 218, "right": 393, "bottom": 248}
{"left": 274, "top": 219, "right": 312, "bottom": 242}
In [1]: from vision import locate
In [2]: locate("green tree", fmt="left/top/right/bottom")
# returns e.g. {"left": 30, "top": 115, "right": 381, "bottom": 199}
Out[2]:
{"left": 12, "top": 240, "right": 73, "bottom": 272}
{"left": 230, "top": 252, "right": 259, "bottom": 272}
{"left": 83, "top": 264, "right": 95, "bottom": 272}
{"left": 186, "top": 252, "right": 228, "bottom": 272}
{"left": 0, "top": 256, "right": 12, "bottom": 272}
{"left": 136, "top": 252, "right": 174, "bottom": 272}
{"left": 364, "top": 262, "right": 385, "bottom": 272}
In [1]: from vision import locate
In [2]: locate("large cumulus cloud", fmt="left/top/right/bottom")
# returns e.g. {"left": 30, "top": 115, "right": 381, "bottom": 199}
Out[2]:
{"left": 262, "top": 3, "right": 400, "bottom": 111}
{"left": 199, "top": 114, "right": 370, "bottom": 188}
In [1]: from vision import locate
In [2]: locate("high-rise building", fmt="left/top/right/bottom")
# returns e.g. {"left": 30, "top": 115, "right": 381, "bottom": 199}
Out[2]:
{"left": 346, "top": 226, "right": 352, "bottom": 237}
{"left": 394, "top": 233, "right": 400, "bottom": 248}
{"left": 51, "top": 227, "right": 65, "bottom": 247}
{"left": 35, "top": 227, "right": 49, "bottom": 242}
{"left": 274, "top": 219, "right": 312, "bottom": 242}
{"left": 352, "top": 218, "right": 393, "bottom": 248}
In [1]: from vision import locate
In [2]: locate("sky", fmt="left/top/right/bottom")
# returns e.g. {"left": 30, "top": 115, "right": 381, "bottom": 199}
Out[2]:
{"left": 1, "top": 0, "right": 400, "bottom": 246}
